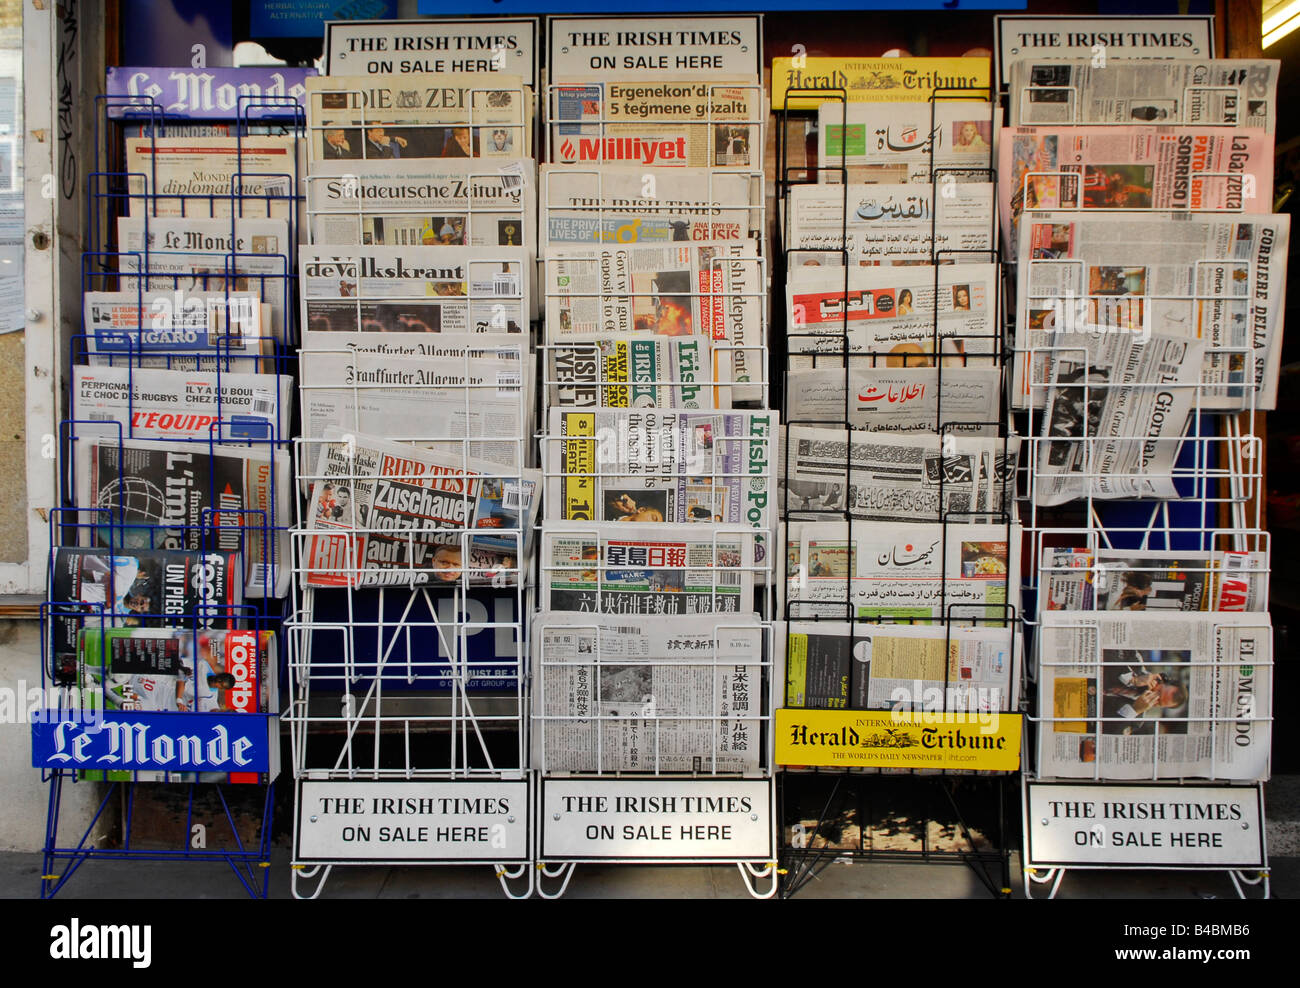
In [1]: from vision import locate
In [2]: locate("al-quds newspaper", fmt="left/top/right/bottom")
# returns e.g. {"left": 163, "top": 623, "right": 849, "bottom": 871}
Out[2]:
{"left": 533, "top": 612, "right": 763, "bottom": 774}
{"left": 1037, "top": 611, "right": 1271, "bottom": 780}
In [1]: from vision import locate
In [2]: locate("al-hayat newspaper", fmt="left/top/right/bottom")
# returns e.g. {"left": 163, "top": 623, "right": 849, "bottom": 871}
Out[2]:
{"left": 298, "top": 244, "right": 529, "bottom": 345}
{"left": 786, "top": 262, "right": 999, "bottom": 366}
{"left": 783, "top": 366, "right": 1002, "bottom": 436}
{"left": 780, "top": 620, "right": 1018, "bottom": 713}
{"left": 816, "top": 100, "right": 997, "bottom": 184}
{"left": 544, "top": 407, "right": 775, "bottom": 566}
{"left": 779, "top": 425, "right": 1020, "bottom": 522}
{"left": 124, "top": 136, "right": 300, "bottom": 220}
{"left": 780, "top": 519, "right": 1020, "bottom": 624}
{"left": 74, "top": 437, "right": 292, "bottom": 598}
{"left": 545, "top": 240, "right": 764, "bottom": 402}
{"left": 1037, "top": 611, "right": 1271, "bottom": 781}
{"left": 81, "top": 290, "right": 273, "bottom": 371}
{"left": 300, "top": 427, "right": 539, "bottom": 589}
{"left": 545, "top": 337, "right": 719, "bottom": 410}
{"left": 533, "top": 612, "right": 763, "bottom": 774}
{"left": 547, "top": 78, "right": 763, "bottom": 169}
{"left": 305, "top": 73, "right": 532, "bottom": 162}
{"left": 1008, "top": 59, "right": 1278, "bottom": 132}
{"left": 999, "top": 126, "right": 1275, "bottom": 250}
{"left": 1013, "top": 212, "right": 1291, "bottom": 410}
{"left": 540, "top": 164, "right": 763, "bottom": 246}
{"left": 1040, "top": 547, "right": 1269, "bottom": 613}
{"left": 1032, "top": 329, "right": 1206, "bottom": 506}
{"left": 540, "top": 521, "right": 756, "bottom": 614}
{"left": 73, "top": 364, "right": 293, "bottom": 443}
{"left": 784, "top": 182, "right": 995, "bottom": 264}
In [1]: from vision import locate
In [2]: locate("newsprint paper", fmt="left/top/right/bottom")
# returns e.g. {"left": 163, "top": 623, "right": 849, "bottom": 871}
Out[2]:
{"left": 1037, "top": 611, "right": 1271, "bottom": 781}
{"left": 81, "top": 290, "right": 273, "bottom": 371}
{"left": 816, "top": 100, "right": 996, "bottom": 184}
{"left": 545, "top": 337, "right": 719, "bottom": 410}
{"left": 783, "top": 366, "right": 1002, "bottom": 437}
{"left": 125, "top": 136, "right": 299, "bottom": 220}
{"left": 1039, "top": 547, "right": 1269, "bottom": 614}
{"left": 533, "top": 612, "right": 763, "bottom": 774}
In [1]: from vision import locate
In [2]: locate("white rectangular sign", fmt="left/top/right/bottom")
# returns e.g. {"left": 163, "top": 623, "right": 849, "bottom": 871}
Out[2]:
{"left": 542, "top": 779, "right": 772, "bottom": 860}
{"left": 995, "top": 14, "right": 1215, "bottom": 88}
{"left": 1025, "top": 783, "right": 1264, "bottom": 868}
{"left": 547, "top": 15, "right": 761, "bottom": 81}
{"left": 297, "top": 780, "right": 529, "bottom": 862}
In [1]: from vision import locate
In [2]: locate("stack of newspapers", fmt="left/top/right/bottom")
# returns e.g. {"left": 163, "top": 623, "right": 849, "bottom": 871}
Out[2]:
{"left": 534, "top": 47, "right": 770, "bottom": 775}
{"left": 295, "top": 70, "right": 541, "bottom": 590}
{"left": 1000, "top": 58, "right": 1289, "bottom": 505}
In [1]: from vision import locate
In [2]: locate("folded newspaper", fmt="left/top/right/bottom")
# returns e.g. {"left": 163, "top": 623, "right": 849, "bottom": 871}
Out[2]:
{"left": 125, "top": 136, "right": 300, "bottom": 220}
{"left": 1037, "top": 611, "right": 1271, "bottom": 781}
{"left": 783, "top": 366, "right": 1002, "bottom": 436}
{"left": 545, "top": 337, "right": 720, "bottom": 410}
{"left": 816, "top": 100, "right": 996, "bottom": 184}
{"left": 301, "top": 427, "right": 539, "bottom": 589}
{"left": 1039, "top": 547, "right": 1268, "bottom": 613}
{"left": 533, "top": 611, "right": 763, "bottom": 774}
{"left": 540, "top": 521, "right": 756, "bottom": 614}
{"left": 82, "top": 290, "right": 273, "bottom": 371}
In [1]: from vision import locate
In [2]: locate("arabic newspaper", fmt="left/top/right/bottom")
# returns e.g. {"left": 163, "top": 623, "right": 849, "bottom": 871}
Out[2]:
{"left": 999, "top": 126, "right": 1275, "bottom": 251}
{"left": 1037, "top": 611, "right": 1271, "bottom": 780}
{"left": 74, "top": 437, "right": 292, "bottom": 598}
{"left": 781, "top": 519, "right": 1020, "bottom": 624}
{"left": 534, "top": 612, "right": 763, "bottom": 774}
{"left": 301, "top": 427, "right": 539, "bottom": 589}
{"left": 545, "top": 337, "right": 720, "bottom": 410}
{"left": 784, "top": 182, "right": 996, "bottom": 265}
{"left": 1040, "top": 547, "right": 1269, "bottom": 613}
{"left": 124, "top": 136, "right": 299, "bottom": 220}
{"left": 305, "top": 73, "right": 532, "bottom": 163}
{"left": 540, "top": 521, "right": 756, "bottom": 614}
{"left": 116, "top": 216, "right": 291, "bottom": 342}
{"left": 1033, "top": 329, "right": 1206, "bottom": 506}
{"left": 1008, "top": 59, "right": 1278, "bottom": 132}
{"left": 1013, "top": 212, "right": 1290, "bottom": 410}
{"left": 783, "top": 366, "right": 1002, "bottom": 436}
{"left": 780, "top": 620, "right": 1018, "bottom": 713}
{"left": 816, "top": 101, "right": 997, "bottom": 184}
{"left": 771, "top": 57, "right": 991, "bottom": 111}
{"left": 82, "top": 290, "right": 273, "bottom": 371}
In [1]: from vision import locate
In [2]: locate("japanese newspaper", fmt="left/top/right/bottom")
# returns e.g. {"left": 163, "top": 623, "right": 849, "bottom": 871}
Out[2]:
{"left": 124, "top": 136, "right": 300, "bottom": 220}
{"left": 534, "top": 612, "right": 763, "bottom": 774}
{"left": 81, "top": 290, "right": 273, "bottom": 371}
{"left": 1040, "top": 547, "right": 1269, "bottom": 613}
{"left": 1037, "top": 611, "right": 1271, "bottom": 781}
{"left": 816, "top": 100, "right": 996, "bottom": 184}
{"left": 545, "top": 337, "right": 719, "bottom": 410}
{"left": 540, "top": 521, "right": 756, "bottom": 614}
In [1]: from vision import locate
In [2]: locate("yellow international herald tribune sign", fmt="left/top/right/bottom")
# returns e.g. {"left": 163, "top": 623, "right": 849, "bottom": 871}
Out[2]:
{"left": 771, "top": 57, "right": 991, "bottom": 111}
{"left": 775, "top": 708, "right": 1022, "bottom": 771}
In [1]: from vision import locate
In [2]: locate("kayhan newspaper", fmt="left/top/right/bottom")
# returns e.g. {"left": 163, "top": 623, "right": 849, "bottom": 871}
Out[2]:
{"left": 1037, "top": 611, "right": 1271, "bottom": 781}
{"left": 533, "top": 612, "right": 763, "bottom": 774}
{"left": 816, "top": 101, "right": 997, "bottom": 184}
{"left": 1039, "top": 547, "right": 1269, "bottom": 613}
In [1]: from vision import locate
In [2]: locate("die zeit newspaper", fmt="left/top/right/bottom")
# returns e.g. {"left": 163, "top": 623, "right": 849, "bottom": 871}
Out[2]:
{"left": 999, "top": 126, "right": 1274, "bottom": 252}
{"left": 1039, "top": 547, "right": 1268, "bottom": 613}
{"left": 532, "top": 612, "right": 763, "bottom": 774}
{"left": 540, "top": 522, "right": 755, "bottom": 614}
{"left": 302, "top": 428, "right": 539, "bottom": 589}
{"left": 1008, "top": 59, "right": 1278, "bottom": 133}
{"left": 75, "top": 438, "right": 292, "bottom": 599}
{"left": 305, "top": 73, "right": 532, "bottom": 163}
{"left": 547, "top": 337, "right": 717, "bottom": 410}
{"left": 547, "top": 79, "right": 762, "bottom": 169}
{"left": 1037, "top": 611, "right": 1271, "bottom": 781}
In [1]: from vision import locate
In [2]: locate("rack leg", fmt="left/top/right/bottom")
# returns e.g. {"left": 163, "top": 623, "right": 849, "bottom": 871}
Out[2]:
{"left": 535, "top": 861, "right": 576, "bottom": 899}
{"left": 495, "top": 863, "right": 535, "bottom": 899}
{"left": 736, "top": 861, "right": 778, "bottom": 899}
{"left": 291, "top": 863, "right": 333, "bottom": 900}
{"left": 1228, "top": 869, "right": 1269, "bottom": 900}
{"left": 1023, "top": 866, "right": 1065, "bottom": 900}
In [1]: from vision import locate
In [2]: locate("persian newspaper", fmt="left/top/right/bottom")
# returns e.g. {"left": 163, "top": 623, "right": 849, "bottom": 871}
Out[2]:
{"left": 1033, "top": 329, "right": 1206, "bottom": 506}
{"left": 298, "top": 245, "right": 529, "bottom": 346}
{"left": 1037, "top": 611, "right": 1271, "bottom": 781}
{"left": 540, "top": 522, "right": 756, "bottom": 614}
{"left": 82, "top": 290, "right": 273, "bottom": 370}
{"left": 999, "top": 126, "right": 1275, "bottom": 250}
{"left": 534, "top": 612, "right": 763, "bottom": 774}
{"left": 780, "top": 620, "right": 1018, "bottom": 713}
{"left": 306, "top": 73, "right": 532, "bottom": 162}
{"left": 124, "top": 136, "right": 300, "bottom": 220}
{"left": 545, "top": 240, "right": 763, "bottom": 402}
{"left": 301, "top": 427, "right": 539, "bottom": 590}
{"left": 1008, "top": 59, "right": 1278, "bottom": 132}
{"left": 781, "top": 519, "right": 1020, "bottom": 624}
{"left": 1013, "top": 212, "right": 1290, "bottom": 410}
{"left": 540, "top": 164, "right": 763, "bottom": 246}
{"left": 116, "top": 216, "right": 291, "bottom": 342}
{"left": 546, "top": 337, "right": 720, "bottom": 410}
{"left": 547, "top": 78, "right": 763, "bottom": 169}
{"left": 74, "top": 437, "right": 292, "bottom": 598}
{"left": 783, "top": 366, "right": 1002, "bottom": 437}
{"left": 783, "top": 182, "right": 995, "bottom": 264}
{"left": 1040, "top": 547, "right": 1269, "bottom": 613}
{"left": 786, "top": 262, "right": 998, "bottom": 365}
{"left": 816, "top": 101, "right": 997, "bottom": 184}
